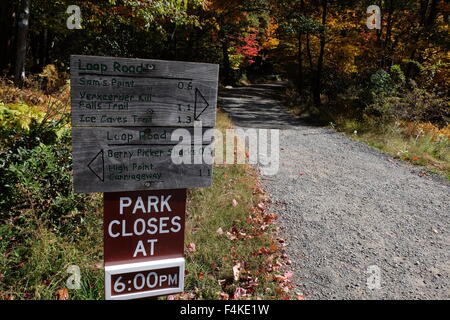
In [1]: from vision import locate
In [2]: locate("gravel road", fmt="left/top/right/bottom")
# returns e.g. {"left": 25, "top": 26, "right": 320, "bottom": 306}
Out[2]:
{"left": 219, "top": 83, "right": 450, "bottom": 300}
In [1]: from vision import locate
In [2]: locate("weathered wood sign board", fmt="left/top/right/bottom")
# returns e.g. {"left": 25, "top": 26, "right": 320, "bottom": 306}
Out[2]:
{"left": 70, "top": 55, "right": 218, "bottom": 193}
{"left": 104, "top": 190, "right": 186, "bottom": 300}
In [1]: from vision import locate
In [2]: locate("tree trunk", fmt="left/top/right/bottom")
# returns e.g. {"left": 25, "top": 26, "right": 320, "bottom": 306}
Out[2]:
{"left": 306, "top": 33, "right": 313, "bottom": 70}
{"left": 297, "top": 32, "right": 304, "bottom": 93}
{"left": 297, "top": 0, "right": 305, "bottom": 92}
{"left": 313, "top": 0, "right": 328, "bottom": 108}
{"left": 41, "top": 29, "right": 48, "bottom": 67}
{"left": 14, "top": 0, "right": 30, "bottom": 87}
{"left": 222, "top": 38, "right": 231, "bottom": 85}
{"left": 425, "top": 0, "right": 439, "bottom": 27}
{"left": 0, "top": 0, "right": 16, "bottom": 74}
{"left": 406, "top": 0, "right": 439, "bottom": 78}
{"left": 0, "top": 0, "right": 9, "bottom": 72}
{"left": 382, "top": 0, "right": 394, "bottom": 68}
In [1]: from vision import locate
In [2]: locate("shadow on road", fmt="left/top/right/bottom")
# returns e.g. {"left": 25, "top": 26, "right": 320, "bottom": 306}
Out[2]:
{"left": 218, "top": 83, "right": 314, "bottom": 130}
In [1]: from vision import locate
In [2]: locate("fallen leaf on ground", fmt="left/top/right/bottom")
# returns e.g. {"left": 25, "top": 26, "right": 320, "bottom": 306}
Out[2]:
{"left": 56, "top": 288, "right": 69, "bottom": 300}
{"left": 187, "top": 243, "right": 196, "bottom": 252}
{"left": 216, "top": 227, "right": 224, "bottom": 235}
{"left": 23, "top": 293, "right": 32, "bottom": 299}
{"left": 233, "top": 287, "right": 247, "bottom": 299}
{"left": 233, "top": 262, "right": 242, "bottom": 281}
{"left": 252, "top": 187, "right": 264, "bottom": 195}
{"left": 274, "top": 274, "right": 287, "bottom": 282}
{"left": 220, "top": 292, "right": 230, "bottom": 300}
{"left": 226, "top": 232, "right": 237, "bottom": 240}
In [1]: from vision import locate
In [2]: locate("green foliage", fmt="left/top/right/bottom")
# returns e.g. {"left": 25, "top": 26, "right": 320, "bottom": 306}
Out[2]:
{"left": 0, "top": 102, "right": 45, "bottom": 132}
{"left": 120, "top": 0, "right": 202, "bottom": 29}
{"left": 362, "top": 65, "right": 448, "bottom": 126}
{"left": 282, "top": 13, "right": 322, "bottom": 35}
{"left": 393, "top": 87, "right": 449, "bottom": 126}
{"left": 0, "top": 101, "right": 61, "bottom": 152}
{"left": 369, "top": 69, "right": 394, "bottom": 97}
{"left": 1, "top": 136, "right": 92, "bottom": 233}
{"left": 0, "top": 118, "right": 102, "bottom": 299}
{"left": 390, "top": 65, "right": 406, "bottom": 86}
{"left": 364, "top": 65, "right": 417, "bottom": 123}
{"left": 38, "top": 64, "right": 68, "bottom": 94}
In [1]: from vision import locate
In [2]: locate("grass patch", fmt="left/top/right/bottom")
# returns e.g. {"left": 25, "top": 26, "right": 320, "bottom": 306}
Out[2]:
{"left": 0, "top": 195, "right": 104, "bottom": 300}
{"left": 333, "top": 119, "right": 450, "bottom": 181}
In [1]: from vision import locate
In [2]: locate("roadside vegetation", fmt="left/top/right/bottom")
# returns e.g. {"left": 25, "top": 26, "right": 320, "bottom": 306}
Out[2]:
{"left": 0, "top": 71, "right": 104, "bottom": 300}
{"left": 276, "top": 1, "right": 449, "bottom": 181}
{"left": 284, "top": 64, "right": 450, "bottom": 181}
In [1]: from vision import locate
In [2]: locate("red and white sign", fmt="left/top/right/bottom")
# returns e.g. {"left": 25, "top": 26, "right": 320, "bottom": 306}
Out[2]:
{"left": 103, "top": 189, "right": 186, "bottom": 299}
{"left": 105, "top": 258, "right": 184, "bottom": 300}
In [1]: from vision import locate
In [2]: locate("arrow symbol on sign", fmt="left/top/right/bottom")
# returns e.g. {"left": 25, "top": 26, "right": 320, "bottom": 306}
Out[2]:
{"left": 194, "top": 88, "right": 209, "bottom": 121}
{"left": 87, "top": 149, "right": 105, "bottom": 182}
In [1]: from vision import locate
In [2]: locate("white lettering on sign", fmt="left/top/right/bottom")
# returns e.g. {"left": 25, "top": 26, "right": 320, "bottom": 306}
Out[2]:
{"left": 133, "top": 239, "right": 158, "bottom": 257}
{"left": 109, "top": 220, "right": 120, "bottom": 238}
{"left": 104, "top": 191, "right": 185, "bottom": 264}
{"left": 107, "top": 217, "right": 182, "bottom": 238}
{"left": 104, "top": 257, "right": 185, "bottom": 300}
{"left": 120, "top": 197, "right": 132, "bottom": 214}
{"left": 119, "top": 195, "right": 172, "bottom": 214}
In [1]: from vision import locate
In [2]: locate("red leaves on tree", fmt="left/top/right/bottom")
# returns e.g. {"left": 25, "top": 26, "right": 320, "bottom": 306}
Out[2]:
{"left": 235, "top": 32, "right": 261, "bottom": 66}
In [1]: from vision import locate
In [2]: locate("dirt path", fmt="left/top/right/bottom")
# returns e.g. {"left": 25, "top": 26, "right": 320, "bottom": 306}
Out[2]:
{"left": 219, "top": 83, "right": 450, "bottom": 300}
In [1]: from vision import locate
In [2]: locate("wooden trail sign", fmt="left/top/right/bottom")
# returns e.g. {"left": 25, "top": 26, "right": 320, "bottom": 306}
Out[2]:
{"left": 104, "top": 190, "right": 186, "bottom": 300}
{"left": 70, "top": 55, "right": 218, "bottom": 300}
{"left": 70, "top": 55, "right": 219, "bottom": 193}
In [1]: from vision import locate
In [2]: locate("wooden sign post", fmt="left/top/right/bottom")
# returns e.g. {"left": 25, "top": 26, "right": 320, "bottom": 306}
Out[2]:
{"left": 70, "top": 55, "right": 218, "bottom": 299}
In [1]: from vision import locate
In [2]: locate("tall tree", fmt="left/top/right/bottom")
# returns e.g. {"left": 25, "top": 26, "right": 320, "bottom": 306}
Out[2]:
{"left": 14, "top": 0, "right": 30, "bottom": 87}
{"left": 313, "top": 0, "right": 328, "bottom": 107}
{"left": 0, "top": 0, "right": 16, "bottom": 73}
{"left": 206, "top": 0, "right": 269, "bottom": 85}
